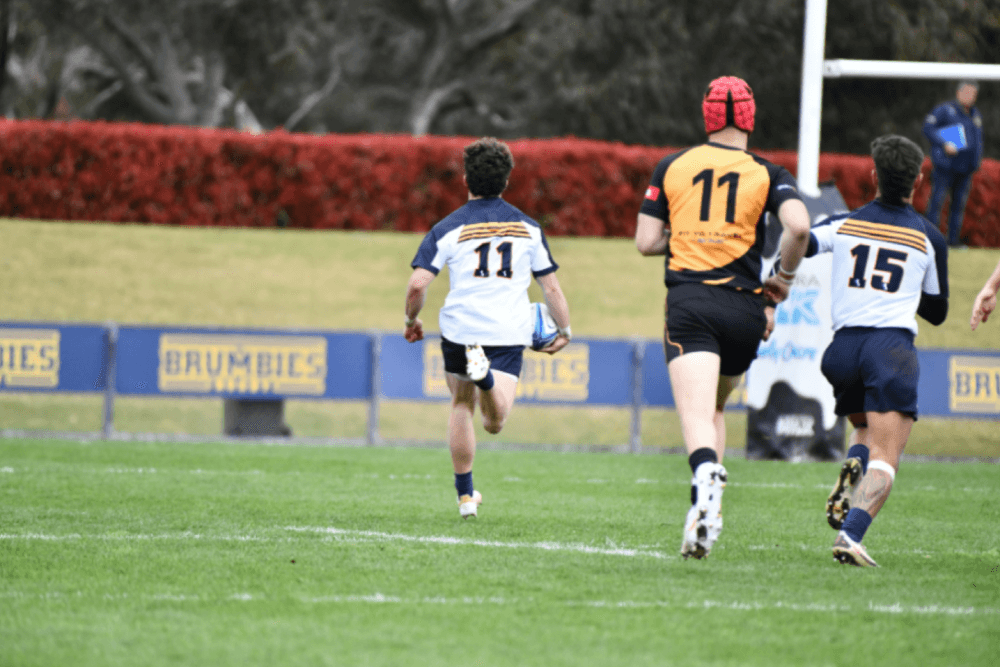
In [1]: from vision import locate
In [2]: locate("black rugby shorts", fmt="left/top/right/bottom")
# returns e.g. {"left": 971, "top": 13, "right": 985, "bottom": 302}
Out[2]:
{"left": 663, "top": 282, "right": 768, "bottom": 377}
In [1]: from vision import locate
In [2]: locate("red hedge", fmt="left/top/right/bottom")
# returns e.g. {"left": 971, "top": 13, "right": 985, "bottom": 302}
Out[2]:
{"left": 0, "top": 119, "right": 997, "bottom": 245}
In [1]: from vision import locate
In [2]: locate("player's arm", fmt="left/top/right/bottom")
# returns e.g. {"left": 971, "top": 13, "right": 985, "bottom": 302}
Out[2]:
{"left": 635, "top": 213, "right": 669, "bottom": 256}
{"left": 970, "top": 258, "right": 1000, "bottom": 330}
{"left": 762, "top": 199, "right": 811, "bottom": 304}
{"left": 636, "top": 160, "right": 671, "bottom": 256}
{"left": 918, "top": 232, "right": 949, "bottom": 326}
{"left": 536, "top": 271, "right": 571, "bottom": 354}
{"left": 404, "top": 267, "right": 436, "bottom": 342}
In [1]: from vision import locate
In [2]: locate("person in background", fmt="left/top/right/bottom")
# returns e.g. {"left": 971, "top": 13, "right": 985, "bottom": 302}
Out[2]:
{"left": 923, "top": 81, "right": 983, "bottom": 248}
{"left": 635, "top": 76, "right": 811, "bottom": 559}
{"left": 404, "top": 137, "right": 571, "bottom": 519}
{"left": 808, "top": 135, "right": 948, "bottom": 567}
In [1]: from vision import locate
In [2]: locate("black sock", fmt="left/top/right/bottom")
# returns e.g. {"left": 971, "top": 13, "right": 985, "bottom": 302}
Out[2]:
{"left": 688, "top": 448, "right": 718, "bottom": 504}
{"left": 688, "top": 447, "right": 718, "bottom": 475}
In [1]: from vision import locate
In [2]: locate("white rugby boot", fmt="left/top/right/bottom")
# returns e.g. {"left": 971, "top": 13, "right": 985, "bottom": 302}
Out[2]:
{"left": 832, "top": 530, "right": 878, "bottom": 567}
{"left": 465, "top": 344, "right": 490, "bottom": 382}
{"left": 680, "top": 462, "right": 727, "bottom": 559}
{"left": 458, "top": 490, "right": 483, "bottom": 519}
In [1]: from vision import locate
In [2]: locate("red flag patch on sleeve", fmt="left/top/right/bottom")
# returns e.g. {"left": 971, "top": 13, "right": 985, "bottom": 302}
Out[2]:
{"left": 644, "top": 186, "right": 661, "bottom": 201}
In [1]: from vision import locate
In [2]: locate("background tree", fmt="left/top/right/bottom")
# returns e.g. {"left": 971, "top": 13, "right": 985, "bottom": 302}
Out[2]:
{"left": 3, "top": 0, "right": 998, "bottom": 159}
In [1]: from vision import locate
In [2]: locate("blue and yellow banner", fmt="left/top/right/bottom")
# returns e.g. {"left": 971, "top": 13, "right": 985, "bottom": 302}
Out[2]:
{"left": 158, "top": 333, "right": 327, "bottom": 395}
{"left": 0, "top": 328, "right": 60, "bottom": 388}
{"left": 2, "top": 322, "right": 998, "bottom": 420}
{"left": 949, "top": 355, "right": 1000, "bottom": 414}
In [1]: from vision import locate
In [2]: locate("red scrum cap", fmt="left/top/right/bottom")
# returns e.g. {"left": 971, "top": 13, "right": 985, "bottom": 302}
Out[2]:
{"left": 703, "top": 76, "right": 755, "bottom": 134}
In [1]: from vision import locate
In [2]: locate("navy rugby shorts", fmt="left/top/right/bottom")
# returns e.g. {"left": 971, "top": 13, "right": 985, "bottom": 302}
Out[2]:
{"left": 820, "top": 327, "right": 919, "bottom": 419}
{"left": 663, "top": 282, "right": 768, "bottom": 377}
{"left": 441, "top": 337, "right": 524, "bottom": 379}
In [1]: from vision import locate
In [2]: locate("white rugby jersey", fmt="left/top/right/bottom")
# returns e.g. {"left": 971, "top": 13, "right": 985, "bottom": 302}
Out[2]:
{"left": 808, "top": 200, "right": 948, "bottom": 334}
{"left": 411, "top": 197, "right": 558, "bottom": 346}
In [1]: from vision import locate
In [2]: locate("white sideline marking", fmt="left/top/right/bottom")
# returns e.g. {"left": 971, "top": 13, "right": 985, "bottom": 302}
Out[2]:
{"left": 1, "top": 466, "right": 14, "bottom": 473}
{"left": 1, "top": 589, "right": 994, "bottom": 617}
{"left": 0, "top": 532, "right": 271, "bottom": 542}
{"left": 1, "top": 529, "right": 993, "bottom": 560}
{"left": 285, "top": 526, "right": 669, "bottom": 559}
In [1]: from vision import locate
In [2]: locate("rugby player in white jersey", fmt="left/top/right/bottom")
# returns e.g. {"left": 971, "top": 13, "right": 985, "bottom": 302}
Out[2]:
{"left": 403, "top": 138, "right": 572, "bottom": 519}
{"left": 804, "top": 135, "right": 949, "bottom": 566}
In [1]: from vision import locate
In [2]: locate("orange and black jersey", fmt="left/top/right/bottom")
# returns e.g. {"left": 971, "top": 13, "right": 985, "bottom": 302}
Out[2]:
{"left": 640, "top": 142, "right": 802, "bottom": 292}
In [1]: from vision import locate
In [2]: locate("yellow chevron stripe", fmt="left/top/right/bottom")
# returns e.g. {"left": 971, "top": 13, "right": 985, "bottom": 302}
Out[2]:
{"left": 839, "top": 220, "right": 926, "bottom": 247}
{"left": 458, "top": 222, "right": 531, "bottom": 242}
{"left": 837, "top": 227, "right": 927, "bottom": 253}
{"left": 839, "top": 225, "right": 926, "bottom": 246}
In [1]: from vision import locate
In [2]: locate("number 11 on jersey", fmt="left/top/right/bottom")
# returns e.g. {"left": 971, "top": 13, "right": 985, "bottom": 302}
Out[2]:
{"left": 473, "top": 241, "right": 513, "bottom": 279}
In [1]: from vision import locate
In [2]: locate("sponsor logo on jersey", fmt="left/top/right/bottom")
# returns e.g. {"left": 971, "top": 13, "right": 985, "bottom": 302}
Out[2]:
{"left": 644, "top": 186, "right": 660, "bottom": 201}
{"left": 158, "top": 334, "right": 326, "bottom": 395}
{"left": 457, "top": 222, "right": 531, "bottom": 243}
{"left": 949, "top": 355, "right": 1000, "bottom": 414}
{"left": 0, "top": 328, "right": 60, "bottom": 388}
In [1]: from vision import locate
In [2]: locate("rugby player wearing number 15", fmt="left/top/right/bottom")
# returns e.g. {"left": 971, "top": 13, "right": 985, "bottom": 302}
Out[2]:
{"left": 405, "top": 138, "right": 572, "bottom": 519}
{"left": 808, "top": 135, "right": 948, "bottom": 567}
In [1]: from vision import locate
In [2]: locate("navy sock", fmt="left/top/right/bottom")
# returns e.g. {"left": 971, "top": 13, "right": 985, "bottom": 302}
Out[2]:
{"left": 841, "top": 507, "right": 873, "bottom": 543}
{"left": 474, "top": 371, "right": 495, "bottom": 391}
{"left": 455, "top": 471, "right": 474, "bottom": 498}
{"left": 688, "top": 448, "right": 718, "bottom": 504}
{"left": 847, "top": 444, "right": 870, "bottom": 474}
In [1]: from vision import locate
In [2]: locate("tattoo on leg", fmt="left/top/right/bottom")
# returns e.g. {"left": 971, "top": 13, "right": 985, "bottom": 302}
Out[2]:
{"left": 853, "top": 469, "right": 894, "bottom": 517}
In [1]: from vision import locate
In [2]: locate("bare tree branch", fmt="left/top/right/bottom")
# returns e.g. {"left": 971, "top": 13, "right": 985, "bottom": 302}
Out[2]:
{"left": 154, "top": 29, "right": 196, "bottom": 122}
{"left": 196, "top": 52, "right": 226, "bottom": 127}
{"left": 412, "top": 78, "right": 465, "bottom": 136}
{"left": 460, "top": 0, "right": 540, "bottom": 52}
{"left": 284, "top": 61, "right": 342, "bottom": 132}
{"left": 0, "top": 0, "right": 9, "bottom": 98}
{"left": 78, "top": 80, "right": 123, "bottom": 119}
{"left": 81, "top": 31, "right": 175, "bottom": 123}
{"left": 102, "top": 13, "right": 158, "bottom": 78}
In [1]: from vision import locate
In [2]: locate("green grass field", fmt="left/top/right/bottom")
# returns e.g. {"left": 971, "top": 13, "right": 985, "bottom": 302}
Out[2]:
{"left": 1, "top": 219, "right": 999, "bottom": 665}
{"left": 2, "top": 438, "right": 997, "bottom": 667}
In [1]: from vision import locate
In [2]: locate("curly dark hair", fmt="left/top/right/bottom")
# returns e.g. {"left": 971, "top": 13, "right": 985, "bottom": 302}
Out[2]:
{"left": 463, "top": 138, "right": 514, "bottom": 198}
{"left": 871, "top": 135, "right": 924, "bottom": 206}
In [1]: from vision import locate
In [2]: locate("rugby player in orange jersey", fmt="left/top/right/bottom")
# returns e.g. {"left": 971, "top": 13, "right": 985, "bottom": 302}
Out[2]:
{"left": 635, "top": 76, "right": 811, "bottom": 559}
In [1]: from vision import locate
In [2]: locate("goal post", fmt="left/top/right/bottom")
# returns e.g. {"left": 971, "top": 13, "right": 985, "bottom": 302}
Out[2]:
{"left": 796, "top": 0, "right": 1000, "bottom": 196}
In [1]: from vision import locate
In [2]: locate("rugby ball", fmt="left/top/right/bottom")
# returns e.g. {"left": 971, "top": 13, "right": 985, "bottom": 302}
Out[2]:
{"left": 530, "top": 302, "right": 559, "bottom": 351}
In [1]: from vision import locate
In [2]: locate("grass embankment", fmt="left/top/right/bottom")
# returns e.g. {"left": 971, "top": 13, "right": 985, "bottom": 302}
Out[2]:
{"left": 1, "top": 219, "right": 998, "bottom": 457}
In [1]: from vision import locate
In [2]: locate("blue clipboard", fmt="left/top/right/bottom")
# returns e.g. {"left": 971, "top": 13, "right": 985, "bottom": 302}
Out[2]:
{"left": 938, "top": 123, "right": 967, "bottom": 150}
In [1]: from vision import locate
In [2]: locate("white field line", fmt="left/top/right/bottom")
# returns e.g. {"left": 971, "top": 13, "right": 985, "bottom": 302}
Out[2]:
{"left": 1, "top": 527, "right": 995, "bottom": 560}
{"left": 284, "top": 526, "right": 670, "bottom": 559}
{"left": 0, "top": 589, "right": 994, "bottom": 617}
{"left": 0, "top": 532, "right": 273, "bottom": 542}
